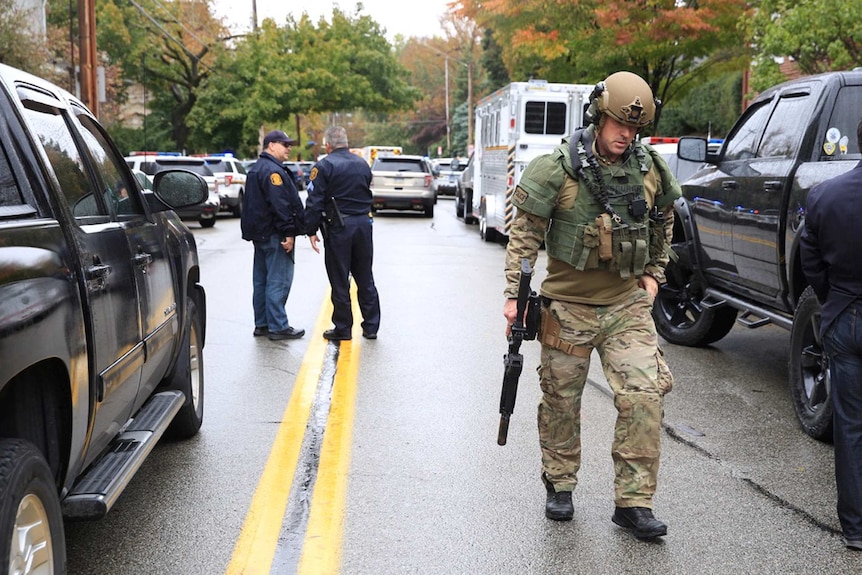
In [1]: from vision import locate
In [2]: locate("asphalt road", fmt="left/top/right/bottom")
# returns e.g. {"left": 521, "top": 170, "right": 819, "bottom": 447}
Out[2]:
{"left": 64, "top": 199, "right": 861, "bottom": 574}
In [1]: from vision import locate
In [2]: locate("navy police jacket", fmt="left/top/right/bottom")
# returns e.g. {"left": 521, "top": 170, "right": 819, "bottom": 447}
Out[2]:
{"left": 241, "top": 152, "right": 305, "bottom": 241}
{"left": 304, "top": 147, "right": 373, "bottom": 235}
{"left": 800, "top": 160, "right": 862, "bottom": 336}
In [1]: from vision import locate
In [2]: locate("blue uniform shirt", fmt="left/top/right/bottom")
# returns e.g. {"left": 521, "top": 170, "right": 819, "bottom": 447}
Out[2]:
{"left": 304, "top": 147, "right": 373, "bottom": 235}
{"left": 241, "top": 152, "right": 305, "bottom": 241}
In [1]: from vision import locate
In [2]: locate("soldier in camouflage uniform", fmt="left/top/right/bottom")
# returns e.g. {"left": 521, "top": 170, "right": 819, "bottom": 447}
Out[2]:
{"left": 503, "top": 71, "right": 680, "bottom": 539}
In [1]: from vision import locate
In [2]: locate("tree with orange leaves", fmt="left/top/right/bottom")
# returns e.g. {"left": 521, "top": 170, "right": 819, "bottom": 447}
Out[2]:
{"left": 454, "top": 0, "right": 751, "bottom": 129}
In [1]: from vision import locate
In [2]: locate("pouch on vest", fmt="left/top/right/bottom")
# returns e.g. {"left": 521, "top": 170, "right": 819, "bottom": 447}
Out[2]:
{"left": 596, "top": 213, "right": 614, "bottom": 261}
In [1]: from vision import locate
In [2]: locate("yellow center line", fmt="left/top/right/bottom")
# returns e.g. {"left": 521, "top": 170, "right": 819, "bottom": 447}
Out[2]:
{"left": 298, "top": 321, "right": 360, "bottom": 574}
{"left": 225, "top": 288, "right": 361, "bottom": 575}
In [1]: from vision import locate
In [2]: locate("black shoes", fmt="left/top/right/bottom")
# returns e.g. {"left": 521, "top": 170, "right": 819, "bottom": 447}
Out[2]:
{"left": 253, "top": 326, "right": 268, "bottom": 337}
{"left": 362, "top": 331, "right": 377, "bottom": 340}
{"left": 267, "top": 327, "right": 305, "bottom": 340}
{"left": 612, "top": 506, "right": 667, "bottom": 539}
{"left": 323, "top": 329, "right": 352, "bottom": 341}
{"left": 543, "top": 473, "right": 573, "bottom": 521}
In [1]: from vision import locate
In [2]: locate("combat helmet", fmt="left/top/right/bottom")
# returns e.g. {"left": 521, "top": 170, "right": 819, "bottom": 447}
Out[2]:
{"left": 585, "top": 71, "right": 658, "bottom": 128}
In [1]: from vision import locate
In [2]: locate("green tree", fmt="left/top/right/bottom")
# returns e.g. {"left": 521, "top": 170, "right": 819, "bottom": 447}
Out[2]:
{"left": 1, "top": 0, "right": 53, "bottom": 76}
{"left": 456, "top": 0, "right": 752, "bottom": 131}
{"left": 187, "top": 8, "right": 419, "bottom": 155}
{"left": 747, "top": 0, "right": 862, "bottom": 92}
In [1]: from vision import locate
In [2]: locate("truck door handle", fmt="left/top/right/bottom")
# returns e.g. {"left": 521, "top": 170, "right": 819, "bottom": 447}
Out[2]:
{"left": 86, "top": 256, "right": 111, "bottom": 291}
{"left": 133, "top": 251, "right": 153, "bottom": 270}
{"left": 722, "top": 181, "right": 738, "bottom": 191}
{"left": 763, "top": 181, "right": 782, "bottom": 191}
{"left": 87, "top": 263, "right": 110, "bottom": 279}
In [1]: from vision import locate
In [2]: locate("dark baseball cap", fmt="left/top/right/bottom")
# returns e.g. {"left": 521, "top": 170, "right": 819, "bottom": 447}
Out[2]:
{"left": 263, "top": 129, "right": 298, "bottom": 146}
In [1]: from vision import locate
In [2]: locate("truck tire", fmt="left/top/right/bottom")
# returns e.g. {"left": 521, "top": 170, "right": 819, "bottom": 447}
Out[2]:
{"left": 200, "top": 217, "right": 216, "bottom": 228}
{"left": 0, "top": 439, "right": 65, "bottom": 575}
{"left": 164, "top": 298, "right": 205, "bottom": 439}
{"left": 455, "top": 192, "right": 464, "bottom": 218}
{"left": 424, "top": 203, "right": 434, "bottom": 218}
{"left": 479, "top": 202, "right": 497, "bottom": 242}
{"left": 652, "top": 246, "right": 737, "bottom": 346}
{"left": 463, "top": 190, "right": 476, "bottom": 224}
{"left": 789, "top": 286, "right": 833, "bottom": 442}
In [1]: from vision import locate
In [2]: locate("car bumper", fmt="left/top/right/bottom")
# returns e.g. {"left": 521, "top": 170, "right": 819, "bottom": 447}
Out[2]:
{"left": 371, "top": 192, "right": 433, "bottom": 212}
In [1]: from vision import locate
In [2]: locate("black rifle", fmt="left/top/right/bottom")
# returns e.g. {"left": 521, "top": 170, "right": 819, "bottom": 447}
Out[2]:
{"left": 498, "top": 258, "right": 540, "bottom": 446}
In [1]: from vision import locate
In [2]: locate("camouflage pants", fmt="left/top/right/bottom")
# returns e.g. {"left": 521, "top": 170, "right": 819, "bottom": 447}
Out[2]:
{"left": 537, "top": 288, "right": 666, "bottom": 508}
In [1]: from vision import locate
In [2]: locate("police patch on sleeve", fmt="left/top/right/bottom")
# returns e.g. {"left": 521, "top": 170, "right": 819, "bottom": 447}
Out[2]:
{"left": 513, "top": 188, "right": 529, "bottom": 205}
{"left": 309, "top": 167, "right": 318, "bottom": 181}
{"left": 270, "top": 173, "right": 283, "bottom": 186}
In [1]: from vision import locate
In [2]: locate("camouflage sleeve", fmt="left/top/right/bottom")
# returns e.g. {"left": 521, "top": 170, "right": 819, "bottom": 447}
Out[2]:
{"left": 644, "top": 207, "right": 675, "bottom": 284}
{"left": 504, "top": 208, "right": 547, "bottom": 298}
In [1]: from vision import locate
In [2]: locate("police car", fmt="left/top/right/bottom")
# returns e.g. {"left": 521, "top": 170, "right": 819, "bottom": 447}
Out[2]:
{"left": 125, "top": 152, "right": 221, "bottom": 227}
{"left": 200, "top": 154, "right": 247, "bottom": 217}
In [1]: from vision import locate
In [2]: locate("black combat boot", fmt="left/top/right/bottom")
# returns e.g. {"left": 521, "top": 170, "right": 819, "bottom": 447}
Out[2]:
{"left": 542, "top": 473, "right": 573, "bottom": 521}
{"left": 612, "top": 507, "right": 667, "bottom": 539}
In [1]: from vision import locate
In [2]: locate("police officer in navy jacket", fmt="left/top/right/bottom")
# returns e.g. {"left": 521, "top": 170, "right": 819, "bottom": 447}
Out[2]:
{"left": 305, "top": 126, "right": 381, "bottom": 341}
{"left": 800, "top": 118, "right": 862, "bottom": 551}
{"left": 241, "top": 130, "right": 306, "bottom": 341}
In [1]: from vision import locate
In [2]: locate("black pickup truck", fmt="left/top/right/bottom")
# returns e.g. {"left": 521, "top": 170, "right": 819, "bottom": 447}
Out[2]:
{"left": 0, "top": 63, "right": 209, "bottom": 572}
{"left": 654, "top": 69, "right": 862, "bottom": 442}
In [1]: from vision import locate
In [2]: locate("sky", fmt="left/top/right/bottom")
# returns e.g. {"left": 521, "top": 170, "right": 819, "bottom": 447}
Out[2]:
{"left": 211, "top": 0, "right": 452, "bottom": 41}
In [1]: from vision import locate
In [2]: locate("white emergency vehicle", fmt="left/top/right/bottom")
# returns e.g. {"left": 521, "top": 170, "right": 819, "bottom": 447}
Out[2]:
{"left": 468, "top": 79, "right": 594, "bottom": 241}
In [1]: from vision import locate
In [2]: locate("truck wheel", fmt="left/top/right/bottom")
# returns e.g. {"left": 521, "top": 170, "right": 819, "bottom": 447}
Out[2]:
{"left": 455, "top": 192, "right": 464, "bottom": 218}
{"left": 479, "top": 203, "right": 496, "bottom": 242}
{"left": 464, "top": 190, "right": 476, "bottom": 224}
{"left": 164, "top": 298, "right": 205, "bottom": 439}
{"left": 652, "top": 247, "right": 737, "bottom": 346}
{"left": 0, "top": 439, "right": 65, "bottom": 575}
{"left": 424, "top": 203, "right": 434, "bottom": 218}
{"left": 199, "top": 217, "right": 216, "bottom": 228}
{"left": 789, "top": 286, "right": 833, "bottom": 442}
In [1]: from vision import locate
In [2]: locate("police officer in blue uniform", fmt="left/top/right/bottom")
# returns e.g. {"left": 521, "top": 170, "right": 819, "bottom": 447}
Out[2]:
{"left": 800, "top": 118, "right": 862, "bottom": 551}
{"left": 241, "top": 129, "right": 306, "bottom": 341}
{"left": 305, "top": 126, "right": 381, "bottom": 341}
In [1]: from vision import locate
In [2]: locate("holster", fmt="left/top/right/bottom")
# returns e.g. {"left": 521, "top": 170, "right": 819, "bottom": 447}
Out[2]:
{"left": 538, "top": 302, "right": 592, "bottom": 358}
{"left": 320, "top": 197, "right": 345, "bottom": 239}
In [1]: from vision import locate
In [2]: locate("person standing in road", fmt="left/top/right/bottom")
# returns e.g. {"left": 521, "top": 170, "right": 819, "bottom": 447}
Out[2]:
{"left": 241, "top": 129, "right": 306, "bottom": 341}
{"left": 304, "top": 125, "right": 381, "bottom": 341}
{"left": 503, "top": 71, "right": 680, "bottom": 539}
{"left": 799, "top": 118, "right": 862, "bottom": 552}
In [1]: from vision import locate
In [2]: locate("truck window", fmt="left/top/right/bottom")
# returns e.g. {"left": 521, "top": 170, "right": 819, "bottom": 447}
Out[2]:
{"left": 524, "top": 101, "right": 567, "bottom": 135}
{"left": 825, "top": 86, "right": 862, "bottom": 155}
{"left": 723, "top": 101, "right": 772, "bottom": 162}
{"left": 21, "top": 101, "right": 104, "bottom": 219}
{"left": 76, "top": 113, "right": 144, "bottom": 217}
{"left": 757, "top": 95, "right": 810, "bottom": 159}
{"left": 0, "top": 144, "right": 24, "bottom": 208}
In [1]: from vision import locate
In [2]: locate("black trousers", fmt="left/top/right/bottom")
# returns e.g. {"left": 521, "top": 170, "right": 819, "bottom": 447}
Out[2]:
{"left": 324, "top": 214, "right": 381, "bottom": 334}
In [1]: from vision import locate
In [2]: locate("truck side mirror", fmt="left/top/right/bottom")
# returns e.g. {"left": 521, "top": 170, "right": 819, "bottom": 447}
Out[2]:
{"left": 678, "top": 137, "right": 707, "bottom": 163}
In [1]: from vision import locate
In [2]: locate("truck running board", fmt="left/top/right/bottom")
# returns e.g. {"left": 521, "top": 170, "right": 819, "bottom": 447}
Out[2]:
{"left": 703, "top": 288, "right": 793, "bottom": 331}
{"left": 61, "top": 390, "right": 185, "bottom": 520}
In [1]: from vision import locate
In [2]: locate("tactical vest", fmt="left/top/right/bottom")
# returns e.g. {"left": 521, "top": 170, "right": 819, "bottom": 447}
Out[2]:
{"left": 546, "top": 155, "right": 651, "bottom": 279}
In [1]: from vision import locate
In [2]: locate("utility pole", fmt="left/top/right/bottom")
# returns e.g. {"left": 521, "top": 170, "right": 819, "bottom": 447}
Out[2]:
{"left": 444, "top": 55, "right": 450, "bottom": 156}
{"left": 78, "top": 0, "right": 98, "bottom": 117}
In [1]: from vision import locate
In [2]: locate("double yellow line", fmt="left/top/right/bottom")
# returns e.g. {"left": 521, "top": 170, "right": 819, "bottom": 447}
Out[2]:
{"left": 226, "top": 291, "right": 360, "bottom": 575}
